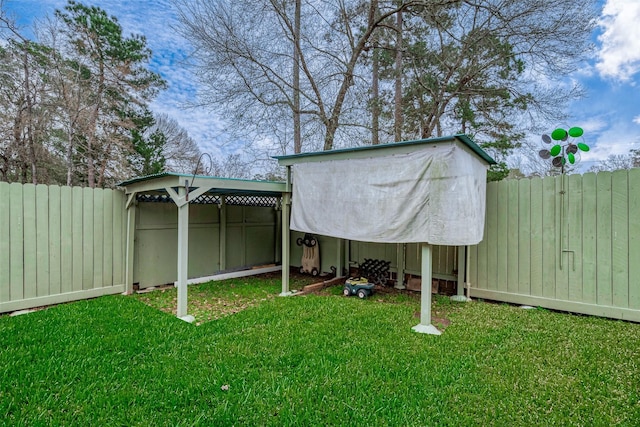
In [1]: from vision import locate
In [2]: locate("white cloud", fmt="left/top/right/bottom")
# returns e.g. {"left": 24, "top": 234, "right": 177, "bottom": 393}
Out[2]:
{"left": 634, "top": 115, "right": 640, "bottom": 125}
{"left": 576, "top": 117, "right": 640, "bottom": 170}
{"left": 596, "top": 0, "right": 640, "bottom": 81}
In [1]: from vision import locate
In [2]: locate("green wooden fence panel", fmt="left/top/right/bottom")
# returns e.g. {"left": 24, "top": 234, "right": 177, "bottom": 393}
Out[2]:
{"left": 541, "top": 176, "right": 557, "bottom": 299}
{"left": 595, "top": 173, "right": 613, "bottom": 306}
{"left": 554, "top": 176, "right": 569, "bottom": 302}
{"left": 486, "top": 182, "right": 498, "bottom": 291}
{"left": 474, "top": 200, "right": 488, "bottom": 289}
{"left": 60, "top": 186, "right": 73, "bottom": 294}
{"left": 48, "top": 185, "right": 62, "bottom": 296}
{"left": 36, "top": 184, "right": 50, "bottom": 297}
{"left": 93, "top": 188, "right": 104, "bottom": 289}
{"left": 72, "top": 186, "right": 84, "bottom": 293}
{"left": 496, "top": 180, "right": 509, "bottom": 292}
{"left": 103, "top": 189, "right": 114, "bottom": 287}
{"left": 473, "top": 170, "right": 640, "bottom": 322}
{"left": 581, "top": 173, "right": 597, "bottom": 304}
{"left": 517, "top": 179, "right": 531, "bottom": 295}
{"left": 9, "top": 183, "right": 24, "bottom": 301}
{"left": 628, "top": 168, "right": 640, "bottom": 310}
{"left": 506, "top": 179, "right": 519, "bottom": 294}
{"left": 567, "top": 173, "right": 584, "bottom": 302}
{"left": 529, "top": 177, "right": 543, "bottom": 297}
{"left": 23, "top": 184, "right": 37, "bottom": 299}
{"left": 0, "top": 184, "right": 127, "bottom": 313}
{"left": 82, "top": 187, "right": 94, "bottom": 291}
{"left": 611, "top": 170, "right": 629, "bottom": 308}
{"left": 0, "top": 182, "right": 10, "bottom": 303}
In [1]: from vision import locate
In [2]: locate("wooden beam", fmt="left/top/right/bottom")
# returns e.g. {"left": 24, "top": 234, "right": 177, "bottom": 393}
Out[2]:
{"left": 122, "top": 175, "right": 180, "bottom": 194}
{"left": 125, "top": 192, "right": 137, "bottom": 209}
{"left": 189, "top": 176, "right": 286, "bottom": 193}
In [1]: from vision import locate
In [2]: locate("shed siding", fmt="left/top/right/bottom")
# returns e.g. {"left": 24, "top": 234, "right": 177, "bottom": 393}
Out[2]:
{"left": 134, "top": 203, "right": 278, "bottom": 288}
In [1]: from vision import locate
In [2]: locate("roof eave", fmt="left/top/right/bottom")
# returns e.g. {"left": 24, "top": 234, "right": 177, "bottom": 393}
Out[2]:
{"left": 273, "top": 134, "right": 496, "bottom": 165}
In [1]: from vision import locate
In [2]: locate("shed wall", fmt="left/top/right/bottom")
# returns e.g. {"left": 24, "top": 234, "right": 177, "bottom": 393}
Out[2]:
{"left": 134, "top": 202, "right": 279, "bottom": 288}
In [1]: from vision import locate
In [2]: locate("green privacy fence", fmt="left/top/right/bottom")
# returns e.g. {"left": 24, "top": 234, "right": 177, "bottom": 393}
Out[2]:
{"left": 3, "top": 170, "right": 640, "bottom": 322}
{"left": 469, "top": 169, "right": 640, "bottom": 321}
{"left": 0, "top": 183, "right": 126, "bottom": 313}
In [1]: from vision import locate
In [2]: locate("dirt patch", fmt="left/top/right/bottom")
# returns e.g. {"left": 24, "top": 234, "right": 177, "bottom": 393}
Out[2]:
{"left": 413, "top": 311, "right": 452, "bottom": 331}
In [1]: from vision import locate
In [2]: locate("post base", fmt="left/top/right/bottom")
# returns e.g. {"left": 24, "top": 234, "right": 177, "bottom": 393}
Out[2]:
{"left": 179, "top": 315, "right": 196, "bottom": 323}
{"left": 279, "top": 290, "right": 297, "bottom": 297}
{"left": 411, "top": 323, "right": 442, "bottom": 335}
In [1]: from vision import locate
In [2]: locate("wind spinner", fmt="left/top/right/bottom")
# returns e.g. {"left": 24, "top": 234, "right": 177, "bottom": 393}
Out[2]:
{"left": 539, "top": 127, "right": 590, "bottom": 173}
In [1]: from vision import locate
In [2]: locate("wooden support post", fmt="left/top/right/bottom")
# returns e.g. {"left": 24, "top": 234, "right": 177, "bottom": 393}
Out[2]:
{"left": 176, "top": 186, "right": 190, "bottom": 320}
{"left": 395, "top": 243, "right": 406, "bottom": 289}
{"left": 457, "top": 246, "right": 466, "bottom": 296}
{"left": 335, "top": 238, "right": 343, "bottom": 278}
{"left": 280, "top": 192, "right": 291, "bottom": 296}
{"left": 124, "top": 198, "right": 136, "bottom": 294}
{"left": 219, "top": 196, "right": 226, "bottom": 271}
{"left": 280, "top": 166, "right": 292, "bottom": 296}
{"left": 344, "top": 239, "right": 350, "bottom": 276}
{"left": 412, "top": 243, "right": 441, "bottom": 335}
{"left": 275, "top": 201, "right": 282, "bottom": 264}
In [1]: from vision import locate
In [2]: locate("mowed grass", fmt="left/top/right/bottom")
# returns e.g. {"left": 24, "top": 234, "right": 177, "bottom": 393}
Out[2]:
{"left": 1, "top": 278, "right": 640, "bottom": 426}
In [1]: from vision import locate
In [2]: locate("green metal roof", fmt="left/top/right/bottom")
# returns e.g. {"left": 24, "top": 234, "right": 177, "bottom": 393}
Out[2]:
{"left": 273, "top": 134, "right": 496, "bottom": 165}
{"left": 118, "top": 172, "right": 284, "bottom": 188}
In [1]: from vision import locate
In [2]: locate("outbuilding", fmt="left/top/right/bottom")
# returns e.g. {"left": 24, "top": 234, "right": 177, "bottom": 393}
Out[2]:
{"left": 276, "top": 134, "right": 495, "bottom": 334}
{"left": 120, "top": 134, "right": 495, "bottom": 333}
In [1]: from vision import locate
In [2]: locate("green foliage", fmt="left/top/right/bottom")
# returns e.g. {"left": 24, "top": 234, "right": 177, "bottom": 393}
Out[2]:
{"left": 128, "top": 108, "right": 167, "bottom": 176}
{"left": 487, "top": 162, "right": 510, "bottom": 182}
{"left": 1, "top": 286, "right": 639, "bottom": 425}
{"left": 0, "top": 0, "right": 167, "bottom": 186}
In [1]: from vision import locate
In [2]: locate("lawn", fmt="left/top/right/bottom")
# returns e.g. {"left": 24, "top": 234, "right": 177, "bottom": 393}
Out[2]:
{"left": 1, "top": 276, "right": 639, "bottom": 426}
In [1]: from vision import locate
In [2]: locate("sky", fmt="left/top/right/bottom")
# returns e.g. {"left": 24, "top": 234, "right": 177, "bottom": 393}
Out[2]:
{"left": 2, "top": 0, "right": 640, "bottom": 172}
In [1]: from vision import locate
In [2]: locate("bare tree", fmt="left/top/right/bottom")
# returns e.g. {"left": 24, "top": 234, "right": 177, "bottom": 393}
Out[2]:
{"left": 149, "top": 113, "right": 202, "bottom": 173}
{"left": 394, "top": 6, "right": 403, "bottom": 142}
{"left": 0, "top": 7, "right": 54, "bottom": 184}
{"left": 174, "top": 0, "right": 455, "bottom": 152}
{"left": 588, "top": 154, "right": 635, "bottom": 173}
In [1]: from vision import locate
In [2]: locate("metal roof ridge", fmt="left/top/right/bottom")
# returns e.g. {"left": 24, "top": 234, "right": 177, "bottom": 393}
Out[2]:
{"left": 272, "top": 134, "right": 496, "bottom": 164}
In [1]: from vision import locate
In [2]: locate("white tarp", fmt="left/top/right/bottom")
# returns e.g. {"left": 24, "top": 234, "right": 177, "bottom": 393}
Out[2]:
{"left": 290, "top": 142, "right": 488, "bottom": 245}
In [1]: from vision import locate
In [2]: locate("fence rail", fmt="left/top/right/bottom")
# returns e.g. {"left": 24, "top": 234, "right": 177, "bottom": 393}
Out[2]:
{"left": 469, "top": 169, "right": 640, "bottom": 322}
{"left": 0, "top": 183, "right": 126, "bottom": 313}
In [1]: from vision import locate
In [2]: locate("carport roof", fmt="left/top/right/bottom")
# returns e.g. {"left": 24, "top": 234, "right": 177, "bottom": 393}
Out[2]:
{"left": 118, "top": 172, "right": 286, "bottom": 197}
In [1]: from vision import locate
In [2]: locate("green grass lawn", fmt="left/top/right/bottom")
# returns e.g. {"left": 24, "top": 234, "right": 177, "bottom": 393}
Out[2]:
{"left": 1, "top": 277, "right": 639, "bottom": 426}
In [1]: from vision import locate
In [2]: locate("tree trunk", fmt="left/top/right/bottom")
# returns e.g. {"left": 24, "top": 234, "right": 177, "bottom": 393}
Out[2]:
{"left": 394, "top": 9, "right": 403, "bottom": 143}
{"left": 86, "top": 59, "right": 105, "bottom": 188}
{"left": 293, "top": 0, "right": 302, "bottom": 153}
{"left": 22, "top": 48, "right": 38, "bottom": 184}
{"left": 371, "top": 0, "right": 380, "bottom": 145}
